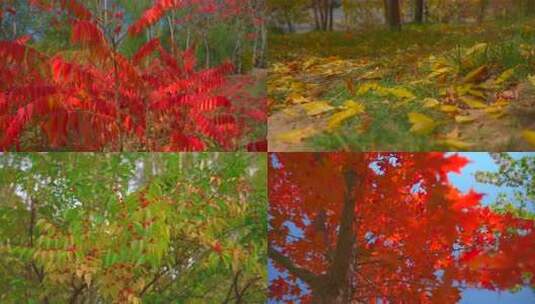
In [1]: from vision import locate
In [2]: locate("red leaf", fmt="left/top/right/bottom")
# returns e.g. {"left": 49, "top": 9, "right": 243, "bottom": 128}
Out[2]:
{"left": 212, "top": 242, "right": 222, "bottom": 254}
{"left": 169, "top": 133, "right": 206, "bottom": 151}
{"left": 71, "top": 20, "right": 108, "bottom": 56}
{"left": 192, "top": 96, "right": 231, "bottom": 111}
{"left": 60, "top": 0, "right": 92, "bottom": 20}
{"left": 452, "top": 189, "right": 484, "bottom": 211}
{"left": 128, "top": 0, "right": 186, "bottom": 36}
{"left": 246, "top": 140, "right": 267, "bottom": 152}
{"left": 132, "top": 38, "right": 161, "bottom": 64}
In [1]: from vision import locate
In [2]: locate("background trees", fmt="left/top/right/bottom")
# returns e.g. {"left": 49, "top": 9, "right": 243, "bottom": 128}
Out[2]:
{"left": 267, "top": 0, "right": 309, "bottom": 33}
{"left": 269, "top": 153, "right": 535, "bottom": 303}
{"left": 476, "top": 153, "right": 535, "bottom": 219}
{"left": 267, "top": 0, "right": 535, "bottom": 32}
{"left": 0, "top": 153, "right": 267, "bottom": 303}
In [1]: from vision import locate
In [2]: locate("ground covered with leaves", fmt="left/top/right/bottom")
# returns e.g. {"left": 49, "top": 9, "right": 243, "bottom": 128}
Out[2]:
{"left": 268, "top": 20, "right": 535, "bottom": 151}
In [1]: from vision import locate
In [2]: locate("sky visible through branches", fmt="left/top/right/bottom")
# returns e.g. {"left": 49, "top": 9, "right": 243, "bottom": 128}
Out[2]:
{"left": 268, "top": 152, "right": 535, "bottom": 303}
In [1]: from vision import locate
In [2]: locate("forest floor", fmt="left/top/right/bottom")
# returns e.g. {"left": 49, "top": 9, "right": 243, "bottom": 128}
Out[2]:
{"left": 268, "top": 19, "right": 535, "bottom": 151}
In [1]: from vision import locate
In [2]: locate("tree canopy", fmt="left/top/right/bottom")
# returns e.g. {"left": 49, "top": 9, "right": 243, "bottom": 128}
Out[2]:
{"left": 269, "top": 152, "right": 535, "bottom": 303}
{"left": 0, "top": 153, "right": 267, "bottom": 303}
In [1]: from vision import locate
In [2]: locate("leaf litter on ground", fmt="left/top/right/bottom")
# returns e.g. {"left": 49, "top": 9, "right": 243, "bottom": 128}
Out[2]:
{"left": 269, "top": 22, "right": 535, "bottom": 150}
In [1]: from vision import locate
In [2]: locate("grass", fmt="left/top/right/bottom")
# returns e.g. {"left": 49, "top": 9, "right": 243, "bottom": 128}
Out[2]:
{"left": 307, "top": 81, "right": 441, "bottom": 151}
{"left": 269, "top": 19, "right": 535, "bottom": 61}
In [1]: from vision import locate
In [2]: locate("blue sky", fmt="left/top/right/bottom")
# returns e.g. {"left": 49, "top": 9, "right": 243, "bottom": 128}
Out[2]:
{"left": 269, "top": 152, "right": 535, "bottom": 303}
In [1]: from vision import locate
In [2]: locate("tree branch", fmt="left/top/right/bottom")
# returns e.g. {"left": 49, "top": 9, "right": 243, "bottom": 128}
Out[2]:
{"left": 223, "top": 270, "right": 241, "bottom": 304}
{"left": 139, "top": 268, "right": 168, "bottom": 297}
{"left": 268, "top": 246, "right": 320, "bottom": 289}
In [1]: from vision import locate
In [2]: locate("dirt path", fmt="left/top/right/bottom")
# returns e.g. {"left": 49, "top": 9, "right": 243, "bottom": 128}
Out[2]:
{"left": 268, "top": 104, "right": 330, "bottom": 152}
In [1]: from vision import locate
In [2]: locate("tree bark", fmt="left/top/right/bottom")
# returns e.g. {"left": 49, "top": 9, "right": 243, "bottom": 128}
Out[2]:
{"left": 328, "top": 0, "right": 334, "bottom": 31}
{"left": 269, "top": 166, "right": 362, "bottom": 304}
{"left": 528, "top": 0, "right": 535, "bottom": 15}
{"left": 313, "top": 1, "right": 321, "bottom": 30}
{"left": 312, "top": 0, "right": 334, "bottom": 31}
{"left": 414, "top": 0, "right": 424, "bottom": 23}
{"left": 387, "top": 0, "right": 402, "bottom": 30}
{"left": 383, "top": 0, "right": 390, "bottom": 24}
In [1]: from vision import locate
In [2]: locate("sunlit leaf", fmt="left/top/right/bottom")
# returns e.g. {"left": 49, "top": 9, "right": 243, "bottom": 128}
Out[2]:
{"left": 521, "top": 130, "right": 535, "bottom": 147}
{"left": 439, "top": 105, "right": 460, "bottom": 113}
{"left": 463, "top": 65, "right": 488, "bottom": 83}
{"left": 301, "top": 101, "right": 335, "bottom": 116}
{"left": 277, "top": 126, "right": 319, "bottom": 143}
{"left": 460, "top": 96, "right": 487, "bottom": 109}
{"left": 423, "top": 98, "right": 440, "bottom": 108}
{"left": 455, "top": 115, "right": 476, "bottom": 123}
{"left": 436, "top": 138, "right": 475, "bottom": 150}
{"left": 494, "top": 68, "right": 515, "bottom": 85}
{"left": 408, "top": 112, "right": 438, "bottom": 135}
{"left": 327, "top": 100, "right": 365, "bottom": 131}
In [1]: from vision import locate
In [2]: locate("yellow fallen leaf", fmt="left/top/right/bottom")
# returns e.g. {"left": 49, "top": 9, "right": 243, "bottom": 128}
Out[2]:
{"left": 277, "top": 126, "right": 319, "bottom": 143}
{"left": 386, "top": 87, "right": 416, "bottom": 100}
{"left": 428, "top": 67, "right": 453, "bottom": 79}
{"left": 301, "top": 101, "right": 335, "bottom": 116}
{"left": 281, "top": 108, "right": 299, "bottom": 117}
{"left": 408, "top": 112, "right": 438, "bottom": 135}
{"left": 455, "top": 115, "right": 476, "bottom": 123}
{"left": 468, "top": 88, "right": 486, "bottom": 99}
{"left": 286, "top": 93, "right": 310, "bottom": 104}
{"left": 494, "top": 68, "right": 515, "bottom": 85}
{"left": 528, "top": 75, "right": 535, "bottom": 87}
{"left": 494, "top": 98, "right": 510, "bottom": 106}
{"left": 290, "top": 82, "right": 307, "bottom": 92}
{"left": 465, "top": 43, "right": 487, "bottom": 56}
{"left": 521, "top": 130, "right": 535, "bottom": 147}
{"left": 460, "top": 96, "right": 487, "bottom": 109}
{"left": 327, "top": 100, "right": 365, "bottom": 131}
{"left": 357, "top": 82, "right": 380, "bottom": 95}
{"left": 455, "top": 84, "right": 473, "bottom": 95}
{"left": 439, "top": 105, "right": 459, "bottom": 113}
{"left": 463, "top": 65, "right": 487, "bottom": 83}
{"left": 483, "top": 106, "right": 504, "bottom": 115}
{"left": 436, "top": 138, "right": 475, "bottom": 150}
{"left": 423, "top": 98, "right": 440, "bottom": 108}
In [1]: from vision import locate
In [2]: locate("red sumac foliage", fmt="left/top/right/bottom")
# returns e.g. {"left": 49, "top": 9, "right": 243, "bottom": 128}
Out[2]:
{"left": 0, "top": 0, "right": 265, "bottom": 151}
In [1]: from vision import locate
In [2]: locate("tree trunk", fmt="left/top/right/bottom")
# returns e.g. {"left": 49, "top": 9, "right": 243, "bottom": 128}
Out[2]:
{"left": 328, "top": 0, "right": 334, "bottom": 31}
{"left": 313, "top": 2, "right": 321, "bottom": 30}
{"left": 414, "top": 0, "right": 424, "bottom": 23}
{"left": 269, "top": 165, "right": 362, "bottom": 304}
{"left": 313, "top": 0, "right": 334, "bottom": 31}
{"left": 320, "top": 0, "right": 327, "bottom": 31}
{"left": 387, "top": 0, "right": 402, "bottom": 30}
{"left": 383, "top": 0, "right": 390, "bottom": 24}
{"left": 286, "top": 18, "right": 294, "bottom": 33}
{"left": 528, "top": 0, "right": 535, "bottom": 15}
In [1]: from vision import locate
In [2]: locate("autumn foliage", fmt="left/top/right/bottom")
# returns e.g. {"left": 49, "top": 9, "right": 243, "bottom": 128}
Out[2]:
{"left": 0, "top": 0, "right": 266, "bottom": 151}
{"left": 269, "top": 153, "right": 535, "bottom": 303}
{"left": 0, "top": 153, "right": 267, "bottom": 303}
